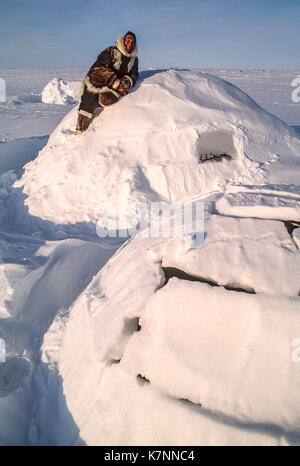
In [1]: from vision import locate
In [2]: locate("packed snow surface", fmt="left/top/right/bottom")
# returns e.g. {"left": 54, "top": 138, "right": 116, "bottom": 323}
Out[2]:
{"left": 0, "top": 68, "right": 300, "bottom": 446}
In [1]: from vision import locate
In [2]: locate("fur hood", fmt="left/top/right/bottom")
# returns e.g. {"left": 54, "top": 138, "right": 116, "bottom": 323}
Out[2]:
{"left": 115, "top": 34, "right": 138, "bottom": 58}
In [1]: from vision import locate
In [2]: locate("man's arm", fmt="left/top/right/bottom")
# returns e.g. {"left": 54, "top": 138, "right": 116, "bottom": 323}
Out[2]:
{"left": 127, "top": 57, "right": 139, "bottom": 88}
{"left": 119, "top": 57, "right": 139, "bottom": 94}
{"left": 87, "top": 48, "right": 120, "bottom": 90}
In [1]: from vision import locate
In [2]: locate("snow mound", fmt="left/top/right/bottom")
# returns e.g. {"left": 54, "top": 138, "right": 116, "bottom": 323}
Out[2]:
{"left": 41, "top": 77, "right": 81, "bottom": 105}
{"left": 49, "top": 213, "right": 300, "bottom": 446}
{"left": 15, "top": 70, "right": 300, "bottom": 229}
{"left": 2, "top": 67, "right": 300, "bottom": 447}
{"left": 9, "top": 69, "right": 300, "bottom": 445}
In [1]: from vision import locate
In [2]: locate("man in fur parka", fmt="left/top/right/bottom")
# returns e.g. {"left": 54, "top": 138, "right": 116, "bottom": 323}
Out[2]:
{"left": 76, "top": 31, "right": 139, "bottom": 134}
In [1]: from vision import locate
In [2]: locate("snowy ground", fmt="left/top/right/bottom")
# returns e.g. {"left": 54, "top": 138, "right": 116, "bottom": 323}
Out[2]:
{"left": 0, "top": 68, "right": 299, "bottom": 446}
{"left": 1, "top": 68, "right": 299, "bottom": 142}
{"left": 209, "top": 69, "right": 300, "bottom": 128}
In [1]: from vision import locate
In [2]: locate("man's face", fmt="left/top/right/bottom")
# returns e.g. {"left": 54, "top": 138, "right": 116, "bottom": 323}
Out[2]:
{"left": 124, "top": 34, "right": 135, "bottom": 53}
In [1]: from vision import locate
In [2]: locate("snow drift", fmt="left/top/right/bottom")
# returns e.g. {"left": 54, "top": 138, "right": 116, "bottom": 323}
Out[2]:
{"left": 15, "top": 70, "right": 300, "bottom": 228}
{"left": 41, "top": 77, "right": 81, "bottom": 105}
{"left": 8, "top": 70, "right": 300, "bottom": 445}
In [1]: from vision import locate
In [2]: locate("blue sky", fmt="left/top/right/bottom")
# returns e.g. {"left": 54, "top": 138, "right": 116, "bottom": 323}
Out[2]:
{"left": 0, "top": 0, "right": 299, "bottom": 69}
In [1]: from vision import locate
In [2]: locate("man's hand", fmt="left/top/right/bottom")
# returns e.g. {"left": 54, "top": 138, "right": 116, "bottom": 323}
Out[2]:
{"left": 117, "top": 76, "right": 132, "bottom": 96}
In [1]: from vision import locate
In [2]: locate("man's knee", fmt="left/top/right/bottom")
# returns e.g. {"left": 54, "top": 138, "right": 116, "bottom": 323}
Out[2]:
{"left": 99, "top": 92, "right": 119, "bottom": 107}
{"left": 79, "top": 86, "right": 100, "bottom": 116}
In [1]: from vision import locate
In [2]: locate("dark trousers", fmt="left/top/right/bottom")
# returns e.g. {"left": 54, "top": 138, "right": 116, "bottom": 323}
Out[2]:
{"left": 78, "top": 85, "right": 119, "bottom": 119}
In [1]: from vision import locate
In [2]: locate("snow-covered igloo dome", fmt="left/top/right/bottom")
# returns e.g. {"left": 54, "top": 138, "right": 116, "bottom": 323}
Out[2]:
{"left": 15, "top": 70, "right": 300, "bottom": 445}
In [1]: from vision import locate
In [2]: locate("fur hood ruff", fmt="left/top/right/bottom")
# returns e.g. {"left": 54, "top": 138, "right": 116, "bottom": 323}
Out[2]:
{"left": 115, "top": 35, "right": 138, "bottom": 58}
